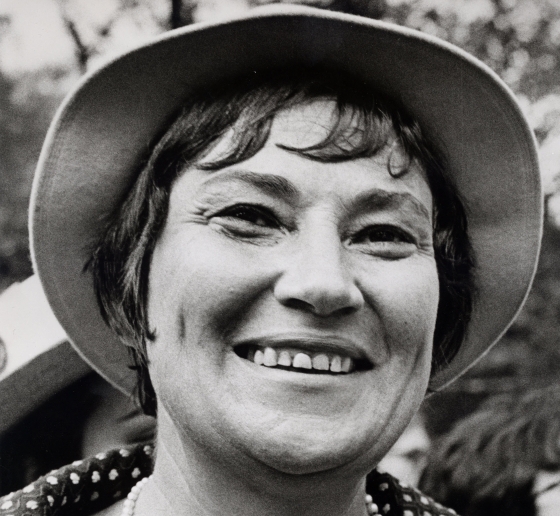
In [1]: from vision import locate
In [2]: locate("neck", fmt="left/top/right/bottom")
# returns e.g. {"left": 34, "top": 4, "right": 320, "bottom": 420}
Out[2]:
{"left": 134, "top": 409, "right": 369, "bottom": 516}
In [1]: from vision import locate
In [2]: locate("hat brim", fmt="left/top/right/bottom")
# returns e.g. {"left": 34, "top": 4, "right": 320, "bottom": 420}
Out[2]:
{"left": 30, "top": 5, "right": 542, "bottom": 395}
{"left": 0, "top": 276, "right": 91, "bottom": 434}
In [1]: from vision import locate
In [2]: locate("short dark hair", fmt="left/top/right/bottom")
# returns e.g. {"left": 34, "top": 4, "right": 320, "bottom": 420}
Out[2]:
{"left": 88, "top": 70, "right": 474, "bottom": 416}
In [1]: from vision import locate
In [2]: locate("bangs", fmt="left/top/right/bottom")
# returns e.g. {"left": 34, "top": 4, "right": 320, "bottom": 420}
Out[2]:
{"left": 181, "top": 69, "right": 413, "bottom": 175}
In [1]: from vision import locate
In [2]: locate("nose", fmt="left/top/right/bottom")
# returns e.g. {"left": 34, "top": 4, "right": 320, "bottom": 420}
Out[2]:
{"left": 273, "top": 223, "right": 365, "bottom": 317}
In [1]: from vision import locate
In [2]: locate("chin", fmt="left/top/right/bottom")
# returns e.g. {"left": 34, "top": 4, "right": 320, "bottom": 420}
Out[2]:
{"left": 254, "top": 444, "right": 360, "bottom": 476}
{"left": 241, "top": 419, "right": 379, "bottom": 476}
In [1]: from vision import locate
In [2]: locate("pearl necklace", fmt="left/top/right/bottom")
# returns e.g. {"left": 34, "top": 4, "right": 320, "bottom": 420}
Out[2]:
{"left": 121, "top": 475, "right": 152, "bottom": 516}
{"left": 121, "top": 476, "right": 380, "bottom": 515}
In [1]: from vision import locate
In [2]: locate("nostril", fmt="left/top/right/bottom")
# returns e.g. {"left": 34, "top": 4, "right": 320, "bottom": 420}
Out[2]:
{"left": 282, "top": 297, "right": 360, "bottom": 317}
{"left": 312, "top": 297, "right": 361, "bottom": 317}
{"left": 335, "top": 305, "right": 358, "bottom": 317}
{"left": 283, "top": 298, "right": 315, "bottom": 312}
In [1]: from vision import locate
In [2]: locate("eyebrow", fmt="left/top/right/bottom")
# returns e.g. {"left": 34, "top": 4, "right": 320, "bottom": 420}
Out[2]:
{"left": 199, "top": 169, "right": 300, "bottom": 202}
{"left": 352, "top": 189, "right": 432, "bottom": 222}
{"left": 199, "top": 169, "right": 431, "bottom": 222}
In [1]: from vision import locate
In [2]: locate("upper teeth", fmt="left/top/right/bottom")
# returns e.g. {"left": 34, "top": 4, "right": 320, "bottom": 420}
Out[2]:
{"left": 251, "top": 347, "right": 353, "bottom": 373}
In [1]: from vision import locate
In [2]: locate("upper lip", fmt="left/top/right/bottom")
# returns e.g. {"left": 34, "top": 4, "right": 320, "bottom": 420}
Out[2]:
{"left": 232, "top": 332, "right": 375, "bottom": 366}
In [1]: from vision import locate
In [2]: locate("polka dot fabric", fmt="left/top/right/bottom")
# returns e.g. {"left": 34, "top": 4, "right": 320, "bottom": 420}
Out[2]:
{"left": 366, "top": 472, "right": 460, "bottom": 516}
{"left": 0, "top": 445, "right": 153, "bottom": 515}
{"left": 0, "top": 444, "right": 459, "bottom": 515}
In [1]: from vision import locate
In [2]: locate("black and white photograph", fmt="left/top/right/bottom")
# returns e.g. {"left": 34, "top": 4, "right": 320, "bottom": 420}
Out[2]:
{"left": 0, "top": 1, "right": 559, "bottom": 515}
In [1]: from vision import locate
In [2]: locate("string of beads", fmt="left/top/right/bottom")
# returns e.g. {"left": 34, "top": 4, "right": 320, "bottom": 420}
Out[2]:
{"left": 120, "top": 475, "right": 152, "bottom": 516}
{"left": 121, "top": 476, "right": 380, "bottom": 515}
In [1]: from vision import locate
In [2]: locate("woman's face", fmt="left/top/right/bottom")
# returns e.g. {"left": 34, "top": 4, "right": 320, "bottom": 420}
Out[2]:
{"left": 147, "top": 100, "right": 439, "bottom": 475}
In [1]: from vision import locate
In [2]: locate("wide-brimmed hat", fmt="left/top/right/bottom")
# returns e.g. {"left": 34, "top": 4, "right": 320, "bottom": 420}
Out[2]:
{"left": 30, "top": 4, "right": 542, "bottom": 395}
{"left": 0, "top": 276, "right": 91, "bottom": 434}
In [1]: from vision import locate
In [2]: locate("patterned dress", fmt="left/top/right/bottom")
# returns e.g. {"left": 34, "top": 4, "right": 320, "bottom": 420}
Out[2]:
{"left": 0, "top": 444, "right": 459, "bottom": 516}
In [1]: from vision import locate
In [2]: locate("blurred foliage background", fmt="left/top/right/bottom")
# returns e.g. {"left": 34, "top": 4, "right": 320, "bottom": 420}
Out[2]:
{"left": 0, "top": 0, "right": 559, "bottom": 431}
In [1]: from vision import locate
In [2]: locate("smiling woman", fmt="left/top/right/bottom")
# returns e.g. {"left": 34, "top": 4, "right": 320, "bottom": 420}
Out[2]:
{"left": 141, "top": 96, "right": 440, "bottom": 478}
{"left": 3, "top": 4, "right": 542, "bottom": 516}
{"left": 89, "top": 72, "right": 473, "bottom": 418}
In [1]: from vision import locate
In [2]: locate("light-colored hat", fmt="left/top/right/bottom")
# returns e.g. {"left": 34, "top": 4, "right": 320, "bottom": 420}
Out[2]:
{"left": 0, "top": 276, "right": 91, "bottom": 434}
{"left": 30, "top": 5, "right": 542, "bottom": 395}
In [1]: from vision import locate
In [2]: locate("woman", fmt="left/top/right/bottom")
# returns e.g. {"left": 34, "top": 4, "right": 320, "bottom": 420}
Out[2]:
{"left": 1, "top": 4, "right": 542, "bottom": 516}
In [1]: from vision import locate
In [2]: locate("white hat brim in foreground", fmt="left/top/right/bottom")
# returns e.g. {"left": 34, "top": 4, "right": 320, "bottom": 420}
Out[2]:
{"left": 0, "top": 276, "right": 91, "bottom": 434}
{"left": 30, "top": 5, "right": 542, "bottom": 396}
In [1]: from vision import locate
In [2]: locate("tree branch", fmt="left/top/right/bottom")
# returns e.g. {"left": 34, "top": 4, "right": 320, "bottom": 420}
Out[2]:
{"left": 170, "top": 0, "right": 194, "bottom": 29}
{"left": 62, "top": 17, "right": 90, "bottom": 73}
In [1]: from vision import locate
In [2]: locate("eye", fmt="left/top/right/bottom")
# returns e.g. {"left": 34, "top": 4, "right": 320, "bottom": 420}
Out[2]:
{"left": 355, "top": 225, "right": 414, "bottom": 244}
{"left": 210, "top": 204, "right": 285, "bottom": 240}
{"left": 219, "top": 205, "right": 279, "bottom": 228}
{"left": 349, "top": 225, "right": 417, "bottom": 258}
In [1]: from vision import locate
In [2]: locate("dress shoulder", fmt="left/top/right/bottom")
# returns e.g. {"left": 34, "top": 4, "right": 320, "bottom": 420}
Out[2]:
{"left": 0, "top": 444, "right": 153, "bottom": 516}
{"left": 366, "top": 469, "right": 460, "bottom": 516}
{"left": 0, "top": 446, "right": 458, "bottom": 516}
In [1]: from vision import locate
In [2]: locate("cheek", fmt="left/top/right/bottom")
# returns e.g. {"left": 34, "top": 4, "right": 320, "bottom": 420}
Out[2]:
{"left": 147, "top": 229, "right": 275, "bottom": 348}
{"left": 364, "top": 258, "right": 439, "bottom": 366}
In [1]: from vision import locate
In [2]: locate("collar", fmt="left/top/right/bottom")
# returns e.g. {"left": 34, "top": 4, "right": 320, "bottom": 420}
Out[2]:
{"left": 0, "top": 443, "right": 458, "bottom": 516}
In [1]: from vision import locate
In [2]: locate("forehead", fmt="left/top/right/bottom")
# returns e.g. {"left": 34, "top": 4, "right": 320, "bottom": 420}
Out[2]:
{"left": 198, "top": 100, "right": 433, "bottom": 214}
{"left": 270, "top": 99, "right": 344, "bottom": 147}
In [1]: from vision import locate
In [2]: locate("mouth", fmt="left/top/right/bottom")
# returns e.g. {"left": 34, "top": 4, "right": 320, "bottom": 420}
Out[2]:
{"left": 234, "top": 344, "right": 373, "bottom": 375}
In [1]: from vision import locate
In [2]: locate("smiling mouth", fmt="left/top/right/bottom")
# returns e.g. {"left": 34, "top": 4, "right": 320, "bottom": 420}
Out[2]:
{"left": 234, "top": 345, "right": 372, "bottom": 375}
